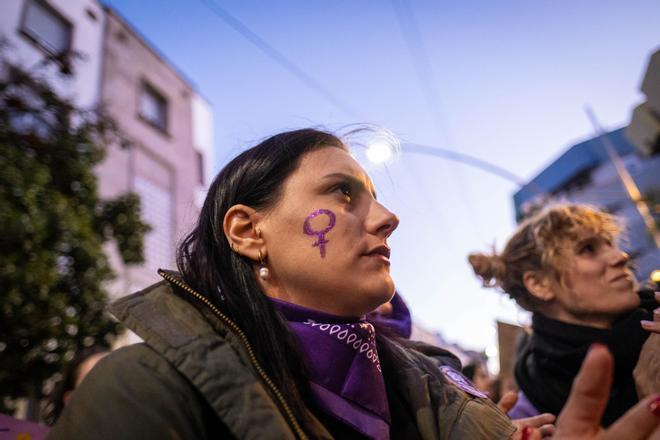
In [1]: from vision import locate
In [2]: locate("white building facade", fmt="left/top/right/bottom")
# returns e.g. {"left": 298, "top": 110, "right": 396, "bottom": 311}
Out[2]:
{"left": 1, "top": 0, "right": 214, "bottom": 302}
{"left": 1, "top": 0, "right": 105, "bottom": 108}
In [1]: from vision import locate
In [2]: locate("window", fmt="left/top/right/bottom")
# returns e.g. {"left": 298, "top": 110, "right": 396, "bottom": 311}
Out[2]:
{"left": 139, "top": 83, "right": 168, "bottom": 133}
{"left": 20, "top": 0, "right": 72, "bottom": 56}
{"left": 560, "top": 169, "right": 593, "bottom": 194}
{"left": 134, "top": 177, "right": 173, "bottom": 271}
{"left": 196, "top": 151, "right": 205, "bottom": 185}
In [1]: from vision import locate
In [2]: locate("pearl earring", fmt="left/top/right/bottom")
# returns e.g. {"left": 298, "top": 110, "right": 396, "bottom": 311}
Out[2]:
{"left": 258, "top": 250, "right": 269, "bottom": 280}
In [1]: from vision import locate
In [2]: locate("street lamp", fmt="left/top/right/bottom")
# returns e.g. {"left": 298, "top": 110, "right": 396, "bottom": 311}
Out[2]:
{"left": 366, "top": 139, "right": 396, "bottom": 164}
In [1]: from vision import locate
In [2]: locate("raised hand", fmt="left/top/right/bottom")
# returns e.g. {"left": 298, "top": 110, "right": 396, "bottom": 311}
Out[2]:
{"left": 635, "top": 291, "right": 660, "bottom": 398}
{"left": 551, "top": 344, "right": 660, "bottom": 439}
{"left": 640, "top": 292, "right": 660, "bottom": 334}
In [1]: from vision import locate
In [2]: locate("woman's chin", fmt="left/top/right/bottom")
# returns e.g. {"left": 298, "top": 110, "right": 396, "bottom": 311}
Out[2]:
{"left": 363, "top": 286, "right": 396, "bottom": 314}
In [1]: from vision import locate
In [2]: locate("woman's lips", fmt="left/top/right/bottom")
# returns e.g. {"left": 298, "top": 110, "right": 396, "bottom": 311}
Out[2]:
{"left": 610, "top": 272, "right": 633, "bottom": 285}
{"left": 364, "top": 245, "right": 391, "bottom": 263}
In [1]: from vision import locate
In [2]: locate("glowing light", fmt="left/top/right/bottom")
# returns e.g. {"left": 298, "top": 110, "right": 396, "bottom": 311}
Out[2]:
{"left": 651, "top": 269, "right": 660, "bottom": 284}
{"left": 366, "top": 140, "right": 395, "bottom": 164}
{"left": 485, "top": 345, "right": 499, "bottom": 359}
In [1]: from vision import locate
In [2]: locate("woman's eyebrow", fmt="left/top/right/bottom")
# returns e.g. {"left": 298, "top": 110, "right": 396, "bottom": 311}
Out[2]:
{"left": 574, "top": 235, "right": 598, "bottom": 248}
{"left": 322, "top": 172, "right": 377, "bottom": 199}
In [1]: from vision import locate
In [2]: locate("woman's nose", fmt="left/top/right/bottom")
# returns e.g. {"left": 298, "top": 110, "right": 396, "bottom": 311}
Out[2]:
{"left": 610, "top": 248, "right": 629, "bottom": 267}
{"left": 369, "top": 201, "right": 399, "bottom": 238}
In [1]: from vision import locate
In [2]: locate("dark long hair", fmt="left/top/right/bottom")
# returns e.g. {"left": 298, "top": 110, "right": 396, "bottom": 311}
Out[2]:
{"left": 176, "top": 128, "right": 346, "bottom": 431}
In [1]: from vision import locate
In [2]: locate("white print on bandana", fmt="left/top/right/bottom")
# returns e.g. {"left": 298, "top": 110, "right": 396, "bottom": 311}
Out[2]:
{"left": 303, "top": 319, "right": 382, "bottom": 372}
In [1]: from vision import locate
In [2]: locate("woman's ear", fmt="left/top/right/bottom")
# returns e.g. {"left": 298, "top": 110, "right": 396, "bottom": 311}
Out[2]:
{"left": 223, "top": 204, "right": 263, "bottom": 261}
{"left": 522, "top": 271, "right": 555, "bottom": 302}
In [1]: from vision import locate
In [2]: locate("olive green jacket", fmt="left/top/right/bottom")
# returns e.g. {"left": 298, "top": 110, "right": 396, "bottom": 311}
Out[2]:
{"left": 48, "top": 272, "right": 515, "bottom": 439}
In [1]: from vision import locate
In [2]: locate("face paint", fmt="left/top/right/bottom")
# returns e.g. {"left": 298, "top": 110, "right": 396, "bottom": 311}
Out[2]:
{"left": 303, "top": 209, "right": 336, "bottom": 258}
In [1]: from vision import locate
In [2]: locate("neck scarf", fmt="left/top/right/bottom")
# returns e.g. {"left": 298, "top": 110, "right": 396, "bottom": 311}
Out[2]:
{"left": 369, "top": 292, "right": 412, "bottom": 339}
{"left": 515, "top": 290, "right": 655, "bottom": 427}
{"left": 271, "top": 298, "right": 390, "bottom": 440}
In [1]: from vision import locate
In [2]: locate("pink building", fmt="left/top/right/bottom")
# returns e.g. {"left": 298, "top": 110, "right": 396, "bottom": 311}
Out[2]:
{"left": 0, "top": 0, "right": 214, "bottom": 302}
{"left": 97, "top": 8, "right": 213, "bottom": 300}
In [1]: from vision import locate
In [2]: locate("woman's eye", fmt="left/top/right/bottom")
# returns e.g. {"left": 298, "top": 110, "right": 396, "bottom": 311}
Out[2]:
{"left": 578, "top": 242, "right": 596, "bottom": 254}
{"left": 334, "top": 183, "right": 352, "bottom": 201}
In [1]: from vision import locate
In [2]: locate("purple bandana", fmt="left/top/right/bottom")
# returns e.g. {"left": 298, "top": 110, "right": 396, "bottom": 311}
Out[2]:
{"left": 369, "top": 291, "right": 412, "bottom": 339}
{"left": 271, "top": 298, "right": 390, "bottom": 440}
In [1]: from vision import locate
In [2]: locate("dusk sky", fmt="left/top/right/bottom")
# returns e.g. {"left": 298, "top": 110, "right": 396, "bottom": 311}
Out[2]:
{"left": 104, "top": 0, "right": 659, "bottom": 357}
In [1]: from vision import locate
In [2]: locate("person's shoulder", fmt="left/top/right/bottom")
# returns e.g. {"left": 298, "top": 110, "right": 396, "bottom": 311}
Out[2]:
{"left": 423, "top": 370, "right": 514, "bottom": 440}
{"left": 90, "top": 342, "right": 209, "bottom": 400}
{"left": 400, "top": 339, "right": 463, "bottom": 370}
{"left": 91, "top": 343, "right": 172, "bottom": 377}
{"left": 76, "top": 342, "right": 195, "bottom": 406}
{"left": 448, "top": 396, "right": 516, "bottom": 440}
{"left": 100, "top": 342, "right": 158, "bottom": 361}
{"left": 49, "top": 343, "right": 225, "bottom": 439}
{"left": 384, "top": 339, "right": 515, "bottom": 438}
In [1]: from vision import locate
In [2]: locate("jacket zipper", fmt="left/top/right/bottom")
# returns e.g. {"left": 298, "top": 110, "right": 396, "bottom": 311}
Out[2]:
{"left": 158, "top": 270, "right": 308, "bottom": 440}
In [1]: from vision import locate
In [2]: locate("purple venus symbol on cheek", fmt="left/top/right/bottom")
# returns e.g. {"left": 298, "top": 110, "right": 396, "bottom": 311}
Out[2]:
{"left": 303, "top": 209, "right": 336, "bottom": 258}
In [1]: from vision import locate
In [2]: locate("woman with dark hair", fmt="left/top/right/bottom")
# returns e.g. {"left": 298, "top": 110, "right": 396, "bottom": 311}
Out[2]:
{"left": 469, "top": 204, "right": 659, "bottom": 427}
{"left": 48, "top": 130, "right": 660, "bottom": 439}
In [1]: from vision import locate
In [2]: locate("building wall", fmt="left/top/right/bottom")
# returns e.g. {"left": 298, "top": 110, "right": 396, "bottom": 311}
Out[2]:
{"left": 192, "top": 93, "right": 214, "bottom": 207}
{"left": 97, "top": 9, "right": 205, "bottom": 298}
{"left": 0, "top": 0, "right": 104, "bottom": 108}
{"left": 1, "top": 2, "right": 211, "bottom": 296}
{"left": 2, "top": 1, "right": 213, "bottom": 349}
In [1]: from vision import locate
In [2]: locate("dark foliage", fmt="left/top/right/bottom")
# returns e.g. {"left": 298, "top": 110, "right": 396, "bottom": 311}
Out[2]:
{"left": 0, "top": 62, "right": 148, "bottom": 413}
